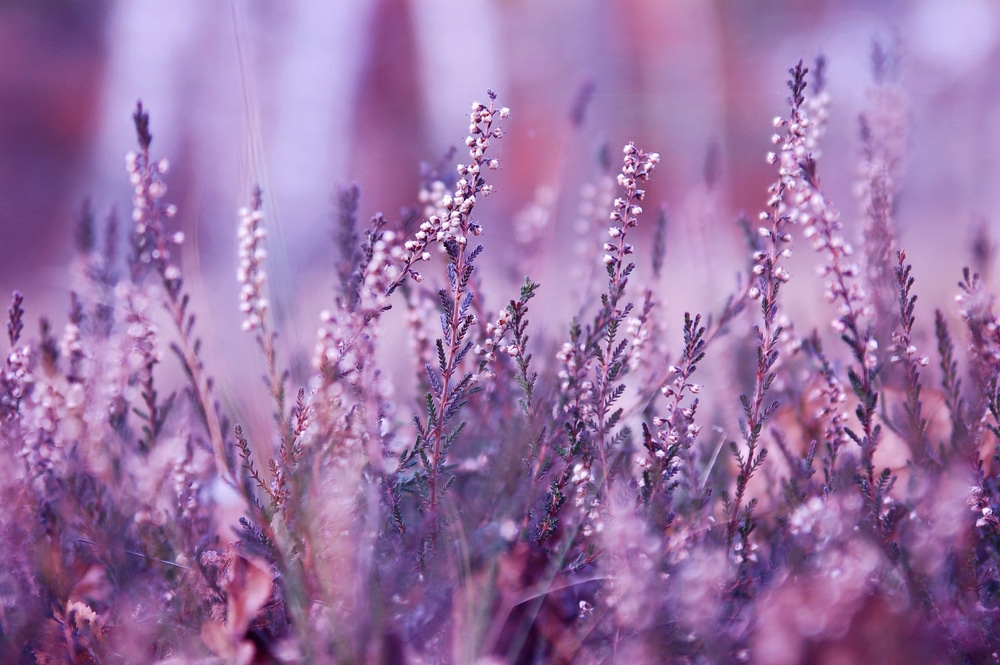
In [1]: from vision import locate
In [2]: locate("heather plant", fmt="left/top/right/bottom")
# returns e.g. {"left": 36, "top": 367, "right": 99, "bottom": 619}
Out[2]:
{"left": 4, "top": 55, "right": 1000, "bottom": 665}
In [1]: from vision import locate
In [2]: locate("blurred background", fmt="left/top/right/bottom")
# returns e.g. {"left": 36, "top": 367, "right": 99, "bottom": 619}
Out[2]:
{"left": 2, "top": 0, "right": 999, "bottom": 427}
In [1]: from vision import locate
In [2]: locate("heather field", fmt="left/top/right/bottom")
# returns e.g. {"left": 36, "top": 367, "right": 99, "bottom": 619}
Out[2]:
{"left": 2, "top": 3, "right": 1000, "bottom": 663}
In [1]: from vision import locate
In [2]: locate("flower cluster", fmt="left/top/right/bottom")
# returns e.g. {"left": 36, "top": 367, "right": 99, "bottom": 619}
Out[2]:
{"left": 570, "top": 460, "right": 604, "bottom": 539}
{"left": 969, "top": 484, "right": 999, "bottom": 530}
{"left": 400, "top": 96, "right": 508, "bottom": 277}
{"left": 555, "top": 338, "right": 597, "bottom": 422}
{"left": 236, "top": 196, "right": 269, "bottom": 333}
{"left": 605, "top": 144, "right": 660, "bottom": 274}
{"left": 1, "top": 343, "right": 32, "bottom": 417}
{"left": 624, "top": 310, "right": 651, "bottom": 371}
{"left": 123, "top": 294, "right": 159, "bottom": 372}
{"left": 775, "top": 69, "right": 871, "bottom": 342}
{"left": 125, "top": 136, "right": 183, "bottom": 285}
{"left": 474, "top": 307, "right": 516, "bottom": 363}
{"left": 314, "top": 216, "right": 397, "bottom": 378}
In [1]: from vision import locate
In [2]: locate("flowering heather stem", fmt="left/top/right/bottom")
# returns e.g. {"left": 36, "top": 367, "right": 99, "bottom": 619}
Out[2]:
{"left": 591, "top": 144, "right": 660, "bottom": 491}
{"left": 640, "top": 312, "right": 706, "bottom": 517}
{"left": 237, "top": 188, "right": 291, "bottom": 444}
{"left": 781, "top": 61, "right": 887, "bottom": 526}
{"left": 726, "top": 62, "right": 810, "bottom": 550}
{"left": 411, "top": 93, "right": 508, "bottom": 518}
{"left": 127, "top": 101, "right": 230, "bottom": 483}
{"left": 542, "top": 144, "right": 659, "bottom": 547}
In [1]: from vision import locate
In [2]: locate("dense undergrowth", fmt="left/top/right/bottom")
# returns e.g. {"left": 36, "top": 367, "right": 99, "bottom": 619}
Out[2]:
{"left": 2, "top": 58, "right": 1000, "bottom": 664}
